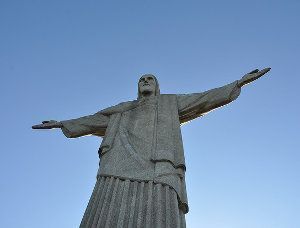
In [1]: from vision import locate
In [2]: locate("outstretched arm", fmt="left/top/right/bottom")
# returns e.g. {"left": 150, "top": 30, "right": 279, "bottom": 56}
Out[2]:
{"left": 32, "top": 112, "right": 109, "bottom": 138}
{"left": 177, "top": 67, "right": 271, "bottom": 123}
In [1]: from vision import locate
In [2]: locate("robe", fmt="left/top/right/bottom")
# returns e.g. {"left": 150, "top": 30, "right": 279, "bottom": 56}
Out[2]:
{"left": 61, "top": 81, "right": 241, "bottom": 227}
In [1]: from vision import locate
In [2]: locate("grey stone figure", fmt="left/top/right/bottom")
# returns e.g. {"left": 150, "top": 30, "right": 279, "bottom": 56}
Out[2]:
{"left": 33, "top": 68, "right": 270, "bottom": 228}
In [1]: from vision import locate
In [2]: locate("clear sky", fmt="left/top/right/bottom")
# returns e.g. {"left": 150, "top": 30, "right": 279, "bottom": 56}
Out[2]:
{"left": 0, "top": 0, "right": 299, "bottom": 227}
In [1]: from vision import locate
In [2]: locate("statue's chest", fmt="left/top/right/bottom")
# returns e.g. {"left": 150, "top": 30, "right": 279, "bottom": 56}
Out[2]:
{"left": 121, "top": 103, "right": 157, "bottom": 138}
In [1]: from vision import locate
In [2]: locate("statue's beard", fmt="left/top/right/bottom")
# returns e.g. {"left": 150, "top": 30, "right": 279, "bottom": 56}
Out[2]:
{"left": 140, "top": 88, "right": 155, "bottom": 97}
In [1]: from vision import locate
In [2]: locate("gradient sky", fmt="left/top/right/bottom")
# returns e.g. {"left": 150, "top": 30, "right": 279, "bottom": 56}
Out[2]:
{"left": 1, "top": 1, "right": 299, "bottom": 227}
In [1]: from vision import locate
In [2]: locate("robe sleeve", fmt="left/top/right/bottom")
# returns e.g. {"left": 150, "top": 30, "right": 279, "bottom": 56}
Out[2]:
{"left": 177, "top": 81, "right": 241, "bottom": 123}
{"left": 60, "top": 112, "right": 109, "bottom": 138}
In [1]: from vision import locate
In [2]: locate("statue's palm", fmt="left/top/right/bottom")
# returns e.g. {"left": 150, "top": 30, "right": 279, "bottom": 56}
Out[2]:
{"left": 238, "top": 67, "right": 271, "bottom": 87}
{"left": 32, "top": 120, "right": 62, "bottom": 129}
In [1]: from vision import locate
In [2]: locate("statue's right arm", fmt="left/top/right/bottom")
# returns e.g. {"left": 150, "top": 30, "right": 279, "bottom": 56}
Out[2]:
{"left": 177, "top": 81, "right": 241, "bottom": 123}
{"left": 32, "top": 112, "right": 110, "bottom": 138}
{"left": 177, "top": 68, "right": 270, "bottom": 124}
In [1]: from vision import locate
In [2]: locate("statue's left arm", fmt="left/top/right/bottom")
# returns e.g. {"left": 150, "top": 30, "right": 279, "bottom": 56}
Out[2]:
{"left": 32, "top": 112, "right": 109, "bottom": 138}
{"left": 60, "top": 112, "right": 109, "bottom": 138}
{"left": 177, "top": 68, "right": 270, "bottom": 123}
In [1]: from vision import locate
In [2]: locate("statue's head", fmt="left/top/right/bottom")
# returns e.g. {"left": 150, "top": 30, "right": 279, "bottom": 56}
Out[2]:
{"left": 138, "top": 74, "right": 160, "bottom": 99}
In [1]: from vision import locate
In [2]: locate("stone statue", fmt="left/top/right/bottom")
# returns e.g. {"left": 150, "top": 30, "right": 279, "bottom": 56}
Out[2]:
{"left": 32, "top": 68, "right": 270, "bottom": 228}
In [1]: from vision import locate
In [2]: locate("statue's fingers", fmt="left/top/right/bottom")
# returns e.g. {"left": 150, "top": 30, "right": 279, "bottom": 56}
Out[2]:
{"left": 32, "top": 124, "right": 46, "bottom": 129}
{"left": 262, "top": 67, "right": 271, "bottom": 73}
{"left": 259, "top": 67, "right": 271, "bottom": 76}
{"left": 32, "top": 123, "right": 54, "bottom": 129}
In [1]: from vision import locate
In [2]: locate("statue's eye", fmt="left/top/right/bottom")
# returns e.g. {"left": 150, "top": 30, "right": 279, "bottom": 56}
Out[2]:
{"left": 147, "top": 77, "right": 153, "bottom": 81}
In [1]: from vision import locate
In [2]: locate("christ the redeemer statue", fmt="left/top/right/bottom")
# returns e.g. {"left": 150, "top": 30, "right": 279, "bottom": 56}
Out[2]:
{"left": 33, "top": 68, "right": 270, "bottom": 228}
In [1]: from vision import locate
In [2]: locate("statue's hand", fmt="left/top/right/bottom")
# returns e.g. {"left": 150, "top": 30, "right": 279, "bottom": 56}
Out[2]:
{"left": 238, "top": 67, "right": 271, "bottom": 88}
{"left": 32, "top": 120, "right": 62, "bottom": 129}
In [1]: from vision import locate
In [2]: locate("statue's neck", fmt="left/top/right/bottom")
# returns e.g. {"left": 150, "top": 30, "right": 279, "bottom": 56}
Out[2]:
{"left": 140, "top": 91, "right": 155, "bottom": 99}
{"left": 139, "top": 92, "right": 157, "bottom": 104}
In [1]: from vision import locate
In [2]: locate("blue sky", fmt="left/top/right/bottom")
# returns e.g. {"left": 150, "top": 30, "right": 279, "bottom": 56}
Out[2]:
{"left": 0, "top": 0, "right": 299, "bottom": 227}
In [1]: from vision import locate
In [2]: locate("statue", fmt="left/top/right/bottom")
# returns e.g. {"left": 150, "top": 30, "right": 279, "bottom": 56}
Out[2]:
{"left": 32, "top": 68, "right": 270, "bottom": 228}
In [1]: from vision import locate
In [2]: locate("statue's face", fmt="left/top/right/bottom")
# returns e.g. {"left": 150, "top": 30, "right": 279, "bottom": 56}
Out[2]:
{"left": 138, "top": 75, "right": 156, "bottom": 95}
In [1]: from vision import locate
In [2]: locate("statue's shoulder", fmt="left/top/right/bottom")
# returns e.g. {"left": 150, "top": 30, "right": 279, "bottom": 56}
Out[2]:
{"left": 160, "top": 93, "right": 176, "bottom": 96}
{"left": 99, "top": 100, "right": 138, "bottom": 115}
{"left": 159, "top": 94, "right": 178, "bottom": 102}
{"left": 159, "top": 94, "right": 177, "bottom": 99}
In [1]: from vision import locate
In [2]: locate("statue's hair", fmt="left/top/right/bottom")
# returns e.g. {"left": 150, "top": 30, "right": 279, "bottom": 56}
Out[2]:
{"left": 138, "top": 74, "right": 160, "bottom": 99}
